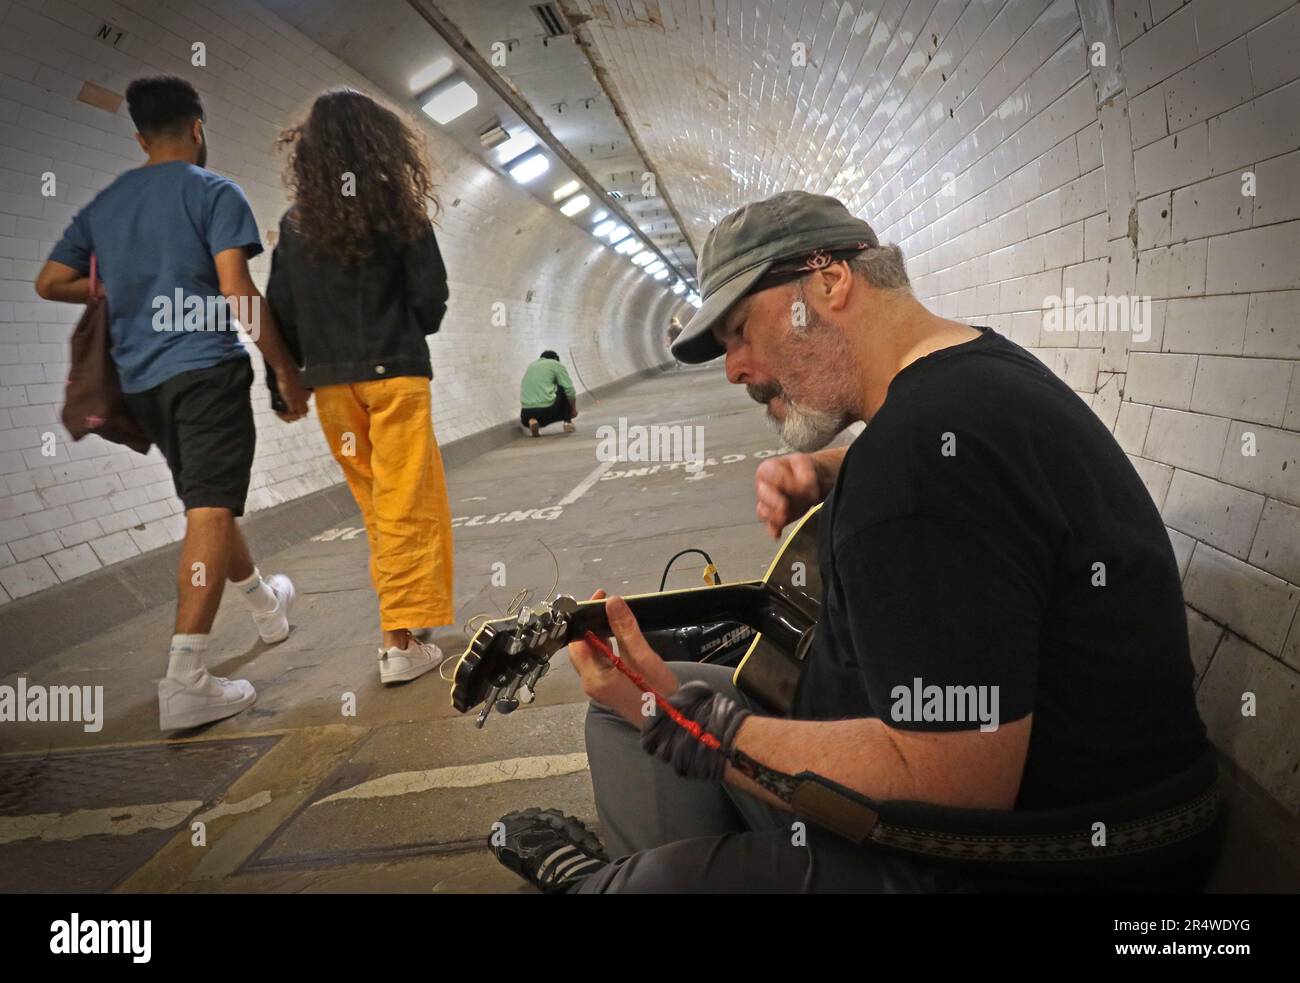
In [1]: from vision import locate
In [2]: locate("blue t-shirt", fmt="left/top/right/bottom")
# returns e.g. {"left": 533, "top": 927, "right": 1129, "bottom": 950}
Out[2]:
{"left": 49, "top": 161, "right": 263, "bottom": 393}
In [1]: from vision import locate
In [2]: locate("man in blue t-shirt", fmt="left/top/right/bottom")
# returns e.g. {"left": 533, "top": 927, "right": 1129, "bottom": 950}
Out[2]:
{"left": 36, "top": 76, "right": 311, "bottom": 733}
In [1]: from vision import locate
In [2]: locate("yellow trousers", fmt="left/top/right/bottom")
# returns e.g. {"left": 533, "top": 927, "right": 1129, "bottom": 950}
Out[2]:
{"left": 314, "top": 376, "right": 455, "bottom": 631}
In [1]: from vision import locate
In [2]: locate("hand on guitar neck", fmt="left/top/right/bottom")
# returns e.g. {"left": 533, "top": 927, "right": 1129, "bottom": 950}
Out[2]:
{"left": 754, "top": 446, "right": 847, "bottom": 538}
{"left": 567, "top": 590, "right": 681, "bottom": 728}
{"left": 451, "top": 502, "right": 822, "bottom": 724}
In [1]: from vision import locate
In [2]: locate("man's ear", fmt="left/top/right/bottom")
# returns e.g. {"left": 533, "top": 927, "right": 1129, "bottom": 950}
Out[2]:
{"left": 191, "top": 118, "right": 204, "bottom": 145}
{"left": 817, "top": 261, "right": 854, "bottom": 312}
{"left": 134, "top": 132, "right": 149, "bottom": 155}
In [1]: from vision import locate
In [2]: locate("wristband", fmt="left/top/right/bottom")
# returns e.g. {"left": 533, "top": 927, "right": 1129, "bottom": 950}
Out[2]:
{"left": 640, "top": 680, "right": 751, "bottom": 781}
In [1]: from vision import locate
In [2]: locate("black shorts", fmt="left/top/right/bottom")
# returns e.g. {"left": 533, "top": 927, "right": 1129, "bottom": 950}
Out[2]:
{"left": 124, "top": 356, "right": 256, "bottom": 516}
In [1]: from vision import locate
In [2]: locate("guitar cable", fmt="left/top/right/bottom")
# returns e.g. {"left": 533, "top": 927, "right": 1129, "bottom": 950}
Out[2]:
{"left": 658, "top": 548, "right": 722, "bottom": 591}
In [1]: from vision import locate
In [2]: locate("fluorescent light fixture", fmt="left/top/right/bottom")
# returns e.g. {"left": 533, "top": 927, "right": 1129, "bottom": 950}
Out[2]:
{"left": 496, "top": 130, "right": 537, "bottom": 163}
{"left": 653, "top": 269, "right": 670, "bottom": 280}
{"left": 606, "top": 224, "right": 631, "bottom": 243}
{"left": 672, "top": 281, "right": 686, "bottom": 294}
{"left": 592, "top": 219, "right": 617, "bottom": 237}
{"left": 559, "top": 193, "right": 590, "bottom": 216}
{"left": 410, "top": 57, "right": 453, "bottom": 92}
{"left": 689, "top": 293, "right": 702, "bottom": 308}
{"left": 552, "top": 180, "right": 580, "bottom": 200}
{"left": 645, "top": 260, "right": 666, "bottom": 275}
{"left": 421, "top": 78, "right": 477, "bottom": 124}
{"left": 592, "top": 209, "right": 608, "bottom": 222}
{"left": 478, "top": 121, "right": 510, "bottom": 150}
{"left": 614, "top": 237, "right": 640, "bottom": 254}
{"left": 632, "top": 250, "right": 655, "bottom": 266}
{"left": 509, "top": 152, "right": 550, "bottom": 183}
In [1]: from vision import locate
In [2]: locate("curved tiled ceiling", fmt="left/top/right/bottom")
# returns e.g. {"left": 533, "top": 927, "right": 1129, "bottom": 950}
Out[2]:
{"left": 431, "top": 0, "right": 700, "bottom": 278}
{"left": 561, "top": 0, "right": 1082, "bottom": 250}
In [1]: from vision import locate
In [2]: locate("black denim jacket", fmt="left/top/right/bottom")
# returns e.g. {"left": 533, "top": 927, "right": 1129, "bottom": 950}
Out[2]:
{"left": 264, "top": 213, "right": 448, "bottom": 400}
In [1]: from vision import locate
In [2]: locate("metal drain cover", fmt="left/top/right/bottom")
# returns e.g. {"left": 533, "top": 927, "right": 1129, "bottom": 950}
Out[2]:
{"left": 0, "top": 738, "right": 277, "bottom": 892}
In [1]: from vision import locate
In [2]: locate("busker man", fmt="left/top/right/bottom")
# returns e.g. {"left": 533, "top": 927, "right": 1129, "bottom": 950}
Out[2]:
{"left": 35, "top": 76, "right": 310, "bottom": 732}
{"left": 488, "top": 191, "right": 1223, "bottom": 893}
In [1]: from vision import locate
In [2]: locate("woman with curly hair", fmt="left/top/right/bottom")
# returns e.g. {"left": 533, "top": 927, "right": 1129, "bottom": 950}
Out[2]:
{"left": 267, "top": 87, "right": 454, "bottom": 685}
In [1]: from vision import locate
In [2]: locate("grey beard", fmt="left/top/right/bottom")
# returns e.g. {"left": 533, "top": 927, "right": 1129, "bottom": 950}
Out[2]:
{"left": 768, "top": 397, "right": 845, "bottom": 452}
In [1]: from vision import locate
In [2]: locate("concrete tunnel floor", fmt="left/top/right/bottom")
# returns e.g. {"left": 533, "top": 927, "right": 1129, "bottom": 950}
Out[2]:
{"left": 0, "top": 361, "right": 823, "bottom": 893}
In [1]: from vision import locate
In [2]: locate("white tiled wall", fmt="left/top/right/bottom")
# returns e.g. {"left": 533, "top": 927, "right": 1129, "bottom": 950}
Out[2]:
{"left": 0, "top": 0, "right": 687, "bottom": 602}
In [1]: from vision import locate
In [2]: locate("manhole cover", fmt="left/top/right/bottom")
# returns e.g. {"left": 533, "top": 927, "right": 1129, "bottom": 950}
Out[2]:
{"left": 0, "top": 737, "right": 277, "bottom": 892}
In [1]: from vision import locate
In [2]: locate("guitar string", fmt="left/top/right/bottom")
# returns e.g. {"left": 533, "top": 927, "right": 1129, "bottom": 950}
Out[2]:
{"left": 440, "top": 538, "right": 561, "bottom": 683}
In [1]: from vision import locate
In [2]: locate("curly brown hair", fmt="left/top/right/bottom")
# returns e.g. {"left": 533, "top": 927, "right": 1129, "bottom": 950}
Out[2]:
{"left": 279, "top": 88, "right": 440, "bottom": 265}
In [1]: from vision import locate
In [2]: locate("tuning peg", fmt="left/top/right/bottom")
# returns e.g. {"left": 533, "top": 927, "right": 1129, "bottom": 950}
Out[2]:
{"left": 476, "top": 682, "right": 504, "bottom": 727}
{"left": 496, "top": 673, "right": 526, "bottom": 715}
{"left": 519, "top": 661, "right": 548, "bottom": 705}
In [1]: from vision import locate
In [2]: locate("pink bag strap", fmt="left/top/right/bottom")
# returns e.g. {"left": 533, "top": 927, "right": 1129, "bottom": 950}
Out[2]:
{"left": 88, "top": 254, "right": 99, "bottom": 301}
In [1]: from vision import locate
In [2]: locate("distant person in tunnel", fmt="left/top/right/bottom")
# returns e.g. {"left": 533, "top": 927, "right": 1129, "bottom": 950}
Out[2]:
{"left": 267, "top": 87, "right": 455, "bottom": 685}
{"left": 520, "top": 350, "right": 577, "bottom": 436}
{"left": 667, "top": 316, "right": 684, "bottom": 366}
{"left": 667, "top": 315, "right": 684, "bottom": 347}
{"left": 35, "top": 75, "right": 308, "bottom": 733}
{"left": 491, "top": 191, "right": 1220, "bottom": 894}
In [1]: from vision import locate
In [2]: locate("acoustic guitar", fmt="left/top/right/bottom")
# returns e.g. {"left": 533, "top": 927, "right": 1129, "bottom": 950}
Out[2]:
{"left": 451, "top": 504, "right": 823, "bottom": 726}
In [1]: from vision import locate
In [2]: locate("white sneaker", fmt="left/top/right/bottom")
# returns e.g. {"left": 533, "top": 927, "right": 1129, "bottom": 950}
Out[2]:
{"left": 379, "top": 638, "right": 445, "bottom": 684}
{"left": 563, "top": 421, "right": 575, "bottom": 433}
{"left": 158, "top": 672, "right": 256, "bottom": 731}
{"left": 253, "top": 573, "right": 295, "bottom": 643}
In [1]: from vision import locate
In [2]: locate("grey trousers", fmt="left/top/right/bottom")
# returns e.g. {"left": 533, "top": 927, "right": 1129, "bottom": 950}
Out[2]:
{"left": 573, "top": 663, "right": 980, "bottom": 893}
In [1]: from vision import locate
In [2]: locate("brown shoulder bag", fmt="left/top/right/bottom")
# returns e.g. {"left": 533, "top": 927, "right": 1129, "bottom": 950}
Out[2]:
{"left": 61, "top": 254, "right": 152, "bottom": 455}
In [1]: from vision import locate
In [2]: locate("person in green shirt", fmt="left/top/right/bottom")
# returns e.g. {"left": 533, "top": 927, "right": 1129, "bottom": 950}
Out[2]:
{"left": 520, "top": 350, "right": 578, "bottom": 436}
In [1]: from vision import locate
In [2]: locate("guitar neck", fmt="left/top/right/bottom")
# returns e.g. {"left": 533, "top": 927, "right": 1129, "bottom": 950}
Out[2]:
{"left": 561, "top": 582, "right": 809, "bottom": 652}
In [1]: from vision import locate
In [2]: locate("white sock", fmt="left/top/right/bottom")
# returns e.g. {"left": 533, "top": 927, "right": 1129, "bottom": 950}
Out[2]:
{"left": 167, "top": 634, "right": 209, "bottom": 686}
{"left": 231, "top": 567, "right": 277, "bottom": 615}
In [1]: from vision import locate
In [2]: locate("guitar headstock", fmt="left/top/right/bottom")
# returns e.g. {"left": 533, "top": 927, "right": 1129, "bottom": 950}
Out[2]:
{"left": 451, "top": 595, "right": 581, "bottom": 727}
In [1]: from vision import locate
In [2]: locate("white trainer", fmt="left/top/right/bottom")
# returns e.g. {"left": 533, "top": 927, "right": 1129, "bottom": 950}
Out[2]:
{"left": 253, "top": 573, "right": 295, "bottom": 643}
{"left": 379, "top": 638, "right": 445, "bottom": 684}
{"left": 158, "top": 672, "right": 256, "bottom": 731}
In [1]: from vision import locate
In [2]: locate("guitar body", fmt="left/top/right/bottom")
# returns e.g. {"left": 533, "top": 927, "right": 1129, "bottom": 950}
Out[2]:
{"left": 733, "top": 502, "right": 822, "bottom": 713}
{"left": 452, "top": 504, "right": 823, "bottom": 725}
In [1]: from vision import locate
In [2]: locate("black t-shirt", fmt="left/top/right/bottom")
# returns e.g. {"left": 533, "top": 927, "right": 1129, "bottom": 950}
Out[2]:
{"left": 791, "top": 327, "right": 1207, "bottom": 810}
